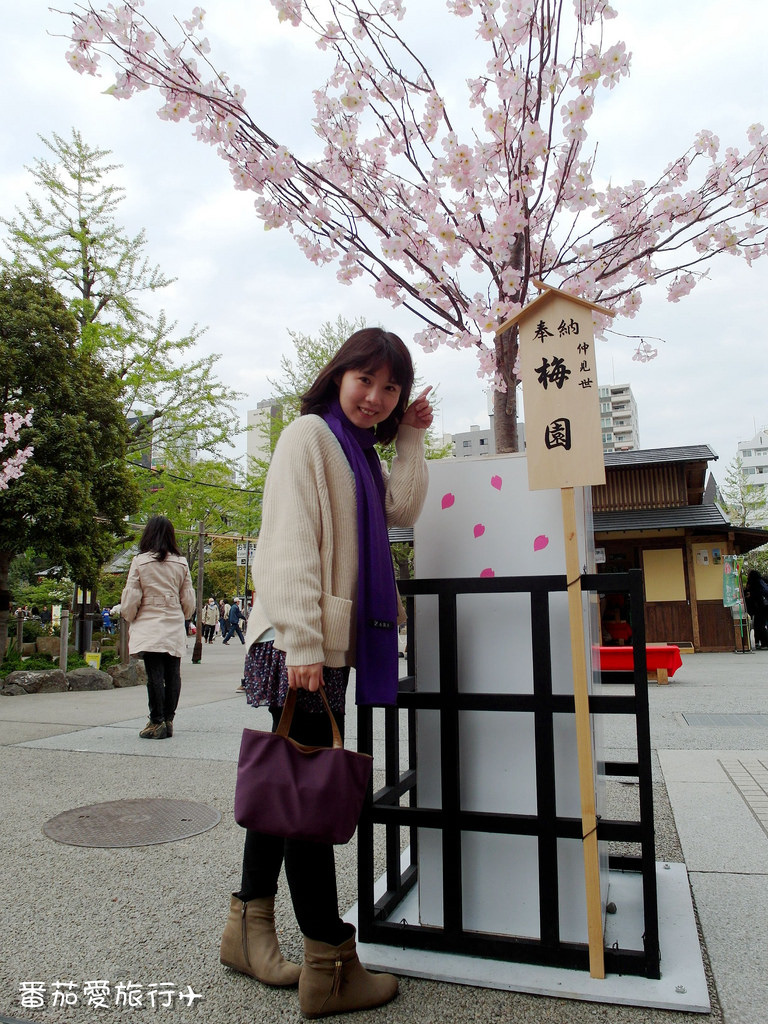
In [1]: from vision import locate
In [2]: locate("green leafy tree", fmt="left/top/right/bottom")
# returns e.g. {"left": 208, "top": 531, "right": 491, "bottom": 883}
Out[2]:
{"left": 721, "top": 456, "right": 768, "bottom": 527}
{"left": 204, "top": 538, "right": 238, "bottom": 604}
{"left": 0, "top": 271, "right": 140, "bottom": 655}
{"left": 1, "top": 129, "right": 243, "bottom": 462}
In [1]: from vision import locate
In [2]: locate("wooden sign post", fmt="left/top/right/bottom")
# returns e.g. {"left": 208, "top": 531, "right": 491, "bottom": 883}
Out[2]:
{"left": 497, "top": 281, "right": 614, "bottom": 979}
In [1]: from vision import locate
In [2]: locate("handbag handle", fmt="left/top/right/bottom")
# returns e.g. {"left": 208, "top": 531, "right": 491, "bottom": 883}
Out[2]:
{"left": 275, "top": 686, "right": 344, "bottom": 750}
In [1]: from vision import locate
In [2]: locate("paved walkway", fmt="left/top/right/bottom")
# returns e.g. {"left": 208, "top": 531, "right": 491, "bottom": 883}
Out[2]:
{"left": 0, "top": 641, "right": 765, "bottom": 1024}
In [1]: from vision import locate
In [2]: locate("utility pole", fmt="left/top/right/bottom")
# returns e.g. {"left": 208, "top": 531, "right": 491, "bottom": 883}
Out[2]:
{"left": 192, "top": 519, "right": 205, "bottom": 663}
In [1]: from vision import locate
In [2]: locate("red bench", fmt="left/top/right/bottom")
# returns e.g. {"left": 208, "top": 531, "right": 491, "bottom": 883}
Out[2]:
{"left": 598, "top": 644, "right": 683, "bottom": 684}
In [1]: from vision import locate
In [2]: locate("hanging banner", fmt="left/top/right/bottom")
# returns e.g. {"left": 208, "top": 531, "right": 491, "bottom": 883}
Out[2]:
{"left": 723, "top": 555, "right": 743, "bottom": 609}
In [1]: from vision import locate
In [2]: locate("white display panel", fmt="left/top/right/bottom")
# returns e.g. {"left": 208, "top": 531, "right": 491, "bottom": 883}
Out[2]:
{"left": 413, "top": 452, "right": 605, "bottom": 940}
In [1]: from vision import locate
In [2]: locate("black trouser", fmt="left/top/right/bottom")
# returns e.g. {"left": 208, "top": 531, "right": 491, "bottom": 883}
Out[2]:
{"left": 224, "top": 622, "right": 245, "bottom": 643}
{"left": 239, "top": 704, "right": 348, "bottom": 946}
{"left": 202, "top": 623, "right": 215, "bottom": 642}
{"left": 143, "top": 652, "right": 182, "bottom": 724}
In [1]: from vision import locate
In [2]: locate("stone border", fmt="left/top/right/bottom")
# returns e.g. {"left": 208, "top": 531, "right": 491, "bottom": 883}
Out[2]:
{"left": 0, "top": 660, "right": 146, "bottom": 696}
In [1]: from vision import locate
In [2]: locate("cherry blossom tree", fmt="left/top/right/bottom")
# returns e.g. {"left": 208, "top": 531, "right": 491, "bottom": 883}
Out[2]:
{"left": 0, "top": 410, "right": 33, "bottom": 491}
{"left": 61, "top": 0, "right": 768, "bottom": 451}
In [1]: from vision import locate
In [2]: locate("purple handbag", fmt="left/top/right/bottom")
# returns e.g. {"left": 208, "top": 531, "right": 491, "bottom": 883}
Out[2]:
{"left": 234, "top": 687, "right": 373, "bottom": 845}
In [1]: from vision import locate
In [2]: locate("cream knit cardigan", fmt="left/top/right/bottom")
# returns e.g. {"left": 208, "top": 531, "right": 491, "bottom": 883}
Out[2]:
{"left": 244, "top": 415, "right": 428, "bottom": 668}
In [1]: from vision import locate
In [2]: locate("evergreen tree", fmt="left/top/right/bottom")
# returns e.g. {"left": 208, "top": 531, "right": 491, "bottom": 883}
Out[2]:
{"left": 0, "top": 271, "right": 140, "bottom": 655}
{"left": 2, "top": 129, "right": 242, "bottom": 463}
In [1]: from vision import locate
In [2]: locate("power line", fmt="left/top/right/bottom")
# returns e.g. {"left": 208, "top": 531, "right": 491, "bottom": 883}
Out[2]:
{"left": 127, "top": 459, "right": 261, "bottom": 495}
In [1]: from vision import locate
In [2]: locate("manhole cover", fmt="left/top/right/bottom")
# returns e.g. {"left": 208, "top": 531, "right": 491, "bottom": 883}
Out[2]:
{"left": 43, "top": 798, "right": 221, "bottom": 848}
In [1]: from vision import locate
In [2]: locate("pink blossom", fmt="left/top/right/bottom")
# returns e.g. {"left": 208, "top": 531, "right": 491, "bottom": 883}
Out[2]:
{"left": 183, "top": 7, "right": 206, "bottom": 33}
{"left": 270, "top": 0, "right": 302, "bottom": 27}
{"left": 60, "top": 0, "right": 768, "bottom": 395}
{"left": 1, "top": 409, "right": 33, "bottom": 490}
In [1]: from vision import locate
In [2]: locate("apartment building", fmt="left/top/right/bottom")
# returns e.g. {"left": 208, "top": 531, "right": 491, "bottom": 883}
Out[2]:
{"left": 598, "top": 384, "right": 640, "bottom": 453}
{"left": 246, "top": 400, "right": 282, "bottom": 467}
{"left": 737, "top": 427, "right": 768, "bottom": 484}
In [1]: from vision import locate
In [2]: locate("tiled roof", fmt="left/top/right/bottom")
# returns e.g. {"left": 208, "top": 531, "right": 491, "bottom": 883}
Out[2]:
{"left": 604, "top": 444, "right": 717, "bottom": 469}
{"left": 594, "top": 504, "right": 738, "bottom": 532}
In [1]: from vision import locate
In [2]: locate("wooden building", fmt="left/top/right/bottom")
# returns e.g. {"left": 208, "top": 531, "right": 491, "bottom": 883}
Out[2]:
{"left": 593, "top": 445, "right": 768, "bottom": 652}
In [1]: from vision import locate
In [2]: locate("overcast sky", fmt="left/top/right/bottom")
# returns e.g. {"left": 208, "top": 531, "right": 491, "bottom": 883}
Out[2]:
{"left": 4, "top": 0, "right": 768, "bottom": 483}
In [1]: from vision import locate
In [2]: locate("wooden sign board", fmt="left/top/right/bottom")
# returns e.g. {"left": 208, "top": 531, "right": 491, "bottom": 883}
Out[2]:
{"left": 517, "top": 292, "right": 606, "bottom": 491}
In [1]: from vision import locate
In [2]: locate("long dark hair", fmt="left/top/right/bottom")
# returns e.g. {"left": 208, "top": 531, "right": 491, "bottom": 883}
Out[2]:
{"left": 138, "top": 515, "right": 182, "bottom": 562}
{"left": 300, "top": 328, "right": 415, "bottom": 445}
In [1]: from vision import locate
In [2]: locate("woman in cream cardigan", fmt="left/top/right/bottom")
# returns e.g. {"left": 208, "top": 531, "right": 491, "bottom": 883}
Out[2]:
{"left": 220, "top": 328, "right": 432, "bottom": 1019}
{"left": 120, "top": 516, "right": 196, "bottom": 739}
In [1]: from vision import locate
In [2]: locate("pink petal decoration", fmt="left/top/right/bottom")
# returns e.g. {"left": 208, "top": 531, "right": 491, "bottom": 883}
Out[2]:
{"left": 480, "top": 568, "right": 495, "bottom": 578}
{"left": 441, "top": 492, "right": 455, "bottom": 510}
{"left": 490, "top": 475, "right": 502, "bottom": 491}
{"left": 473, "top": 523, "right": 485, "bottom": 539}
{"left": 533, "top": 534, "right": 549, "bottom": 552}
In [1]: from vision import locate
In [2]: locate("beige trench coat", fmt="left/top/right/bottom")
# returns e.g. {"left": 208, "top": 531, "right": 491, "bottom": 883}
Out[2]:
{"left": 121, "top": 552, "right": 196, "bottom": 658}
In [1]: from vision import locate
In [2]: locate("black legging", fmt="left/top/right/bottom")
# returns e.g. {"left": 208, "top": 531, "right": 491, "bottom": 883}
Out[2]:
{"left": 143, "top": 652, "right": 181, "bottom": 724}
{"left": 238, "top": 703, "right": 348, "bottom": 946}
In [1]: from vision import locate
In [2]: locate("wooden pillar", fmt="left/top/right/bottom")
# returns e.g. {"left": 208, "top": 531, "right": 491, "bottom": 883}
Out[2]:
{"left": 684, "top": 533, "right": 701, "bottom": 650}
{"left": 59, "top": 609, "right": 70, "bottom": 673}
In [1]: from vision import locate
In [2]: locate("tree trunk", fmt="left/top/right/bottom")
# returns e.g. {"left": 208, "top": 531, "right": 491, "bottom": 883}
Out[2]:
{"left": 493, "top": 325, "right": 520, "bottom": 454}
{"left": 0, "top": 550, "right": 10, "bottom": 660}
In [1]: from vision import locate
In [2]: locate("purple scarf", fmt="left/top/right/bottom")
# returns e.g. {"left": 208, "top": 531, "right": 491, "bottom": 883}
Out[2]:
{"left": 322, "top": 400, "right": 399, "bottom": 706}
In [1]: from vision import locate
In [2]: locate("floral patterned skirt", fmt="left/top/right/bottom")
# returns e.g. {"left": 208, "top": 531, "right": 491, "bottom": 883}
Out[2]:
{"left": 243, "top": 640, "right": 350, "bottom": 717}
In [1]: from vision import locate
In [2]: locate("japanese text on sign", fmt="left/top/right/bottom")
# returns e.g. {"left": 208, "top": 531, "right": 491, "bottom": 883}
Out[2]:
{"left": 517, "top": 291, "right": 606, "bottom": 490}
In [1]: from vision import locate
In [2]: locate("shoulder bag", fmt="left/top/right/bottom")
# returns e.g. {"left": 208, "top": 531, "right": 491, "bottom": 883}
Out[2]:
{"left": 234, "top": 687, "right": 373, "bottom": 844}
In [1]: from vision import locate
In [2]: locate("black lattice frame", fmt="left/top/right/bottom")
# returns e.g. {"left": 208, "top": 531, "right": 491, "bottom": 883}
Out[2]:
{"left": 356, "top": 568, "right": 660, "bottom": 979}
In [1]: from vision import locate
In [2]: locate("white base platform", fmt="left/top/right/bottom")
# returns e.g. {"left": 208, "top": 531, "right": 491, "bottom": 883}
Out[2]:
{"left": 346, "top": 858, "right": 709, "bottom": 1013}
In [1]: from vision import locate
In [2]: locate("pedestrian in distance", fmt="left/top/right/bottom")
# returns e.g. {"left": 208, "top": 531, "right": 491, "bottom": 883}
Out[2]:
{"left": 219, "top": 327, "right": 433, "bottom": 1018}
{"left": 222, "top": 598, "right": 246, "bottom": 645}
{"left": 202, "top": 596, "right": 219, "bottom": 643}
{"left": 120, "top": 515, "right": 196, "bottom": 739}
{"left": 745, "top": 569, "right": 768, "bottom": 649}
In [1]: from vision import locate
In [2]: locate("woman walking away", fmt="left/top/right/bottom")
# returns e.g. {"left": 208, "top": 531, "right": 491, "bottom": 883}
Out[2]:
{"left": 219, "top": 327, "right": 432, "bottom": 1018}
{"left": 121, "top": 516, "right": 196, "bottom": 739}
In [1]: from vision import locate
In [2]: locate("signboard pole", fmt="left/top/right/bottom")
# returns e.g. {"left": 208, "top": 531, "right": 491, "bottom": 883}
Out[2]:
{"left": 497, "top": 281, "right": 614, "bottom": 977}
{"left": 561, "top": 485, "right": 605, "bottom": 979}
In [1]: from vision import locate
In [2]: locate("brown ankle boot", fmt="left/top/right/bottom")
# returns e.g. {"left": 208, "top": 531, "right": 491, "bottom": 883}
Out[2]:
{"left": 219, "top": 894, "right": 301, "bottom": 987}
{"left": 299, "top": 926, "right": 398, "bottom": 1019}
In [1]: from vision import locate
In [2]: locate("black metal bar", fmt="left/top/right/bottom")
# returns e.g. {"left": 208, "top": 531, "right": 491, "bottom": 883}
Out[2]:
{"left": 384, "top": 706, "right": 401, "bottom": 896}
{"left": 627, "top": 567, "right": 661, "bottom": 977}
{"left": 438, "top": 590, "right": 463, "bottom": 937}
{"left": 603, "top": 761, "right": 641, "bottom": 777}
{"left": 373, "top": 864, "right": 418, "bottom": 921}
{"left": 530, "top": 589, "right": 559, "bottom": 947}
{"left": 356, "top": 704, "right": 375, "bottom": 942}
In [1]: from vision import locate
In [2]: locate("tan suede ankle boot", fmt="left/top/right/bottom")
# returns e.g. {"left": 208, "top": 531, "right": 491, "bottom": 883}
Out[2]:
{"left": 299, "top": 926, "right": 398, "bottom": 1019}
{"left": 219, "top": 894, "right": 301, "bottom": 987}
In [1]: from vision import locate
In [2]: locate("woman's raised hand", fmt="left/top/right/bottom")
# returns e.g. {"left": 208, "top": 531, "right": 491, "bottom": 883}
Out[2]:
{"left": 401, "top": 386, "right": 434, "bottom": 430}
